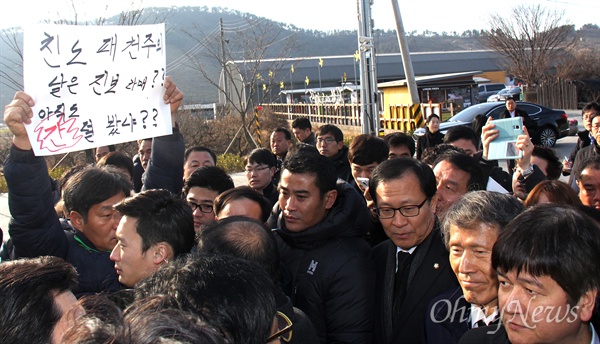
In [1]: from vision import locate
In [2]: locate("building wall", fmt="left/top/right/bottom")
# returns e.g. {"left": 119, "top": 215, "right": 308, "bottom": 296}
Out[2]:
{"left": 476, "top": 71, "right": 507, "bottom": 84}
{"left": 382, "top": 85, "right": 411, "bottom": 117}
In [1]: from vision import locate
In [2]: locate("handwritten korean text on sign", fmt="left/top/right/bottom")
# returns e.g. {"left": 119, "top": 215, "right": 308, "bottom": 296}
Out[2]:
{"left": 23, "top": 24, "right": 171, "bottom": 156}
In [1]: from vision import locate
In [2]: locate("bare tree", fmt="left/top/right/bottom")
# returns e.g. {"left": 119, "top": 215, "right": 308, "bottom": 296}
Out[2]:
{"left": 181, "top": 17, "right": 297, "bottom": 151}
{"left": 555, "top": 47, "right": 600, "bottom": 81}
{"left": 0, "top": 27, "right": 23, "bottom": 92}
{"left": 481, "top": 4, "right": 578, "bottom": 86}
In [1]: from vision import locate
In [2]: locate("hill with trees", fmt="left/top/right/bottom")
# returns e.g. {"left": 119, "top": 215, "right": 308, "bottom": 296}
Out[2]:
{"left": 1, "top": 6, "right": 599, "bottom": 106}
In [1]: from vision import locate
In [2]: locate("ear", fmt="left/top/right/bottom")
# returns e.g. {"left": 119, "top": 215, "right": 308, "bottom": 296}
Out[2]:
{"left": 336, "top": 141, "right": 344, "bottom": 151}
{"left": 69, "top": 211, "right": 85, "bottom": 231}
{"left": 576, "top": 288, "right": 597, "bottom": 322}
{"left": 429, "top": 195, "right": 439, "bottom": 214}
{"left": 270, "top": 167, "right": 276, "bottom": 178}
{"left": 151, "top": 243, "right": 174, "bottom": 265}
{"left": 324, "top": 189, "right": 338, "bottom": 210}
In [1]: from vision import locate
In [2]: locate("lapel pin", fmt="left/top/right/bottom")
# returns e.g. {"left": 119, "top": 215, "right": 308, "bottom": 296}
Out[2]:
{"left": 433, "top": 263, "right": 439, "bottom": 269}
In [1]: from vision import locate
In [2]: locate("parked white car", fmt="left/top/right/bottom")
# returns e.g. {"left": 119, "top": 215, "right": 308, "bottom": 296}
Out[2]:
{"left": 487, "top": 87, "right": 522, "bottom": 102}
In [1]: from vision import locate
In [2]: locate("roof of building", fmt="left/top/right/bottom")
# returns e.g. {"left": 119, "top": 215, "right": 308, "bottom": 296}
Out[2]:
{"left": 247, "top": 50, "right": 502, "bottom": 88}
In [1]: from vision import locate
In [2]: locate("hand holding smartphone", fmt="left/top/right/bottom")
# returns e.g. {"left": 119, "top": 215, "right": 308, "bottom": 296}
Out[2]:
{"left": 487, "top": 117, "right": 524, "bottom": 160}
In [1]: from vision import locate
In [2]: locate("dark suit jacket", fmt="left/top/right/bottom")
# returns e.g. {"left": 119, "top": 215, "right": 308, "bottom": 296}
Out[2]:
{"left": 424, "top": 286, "right": 470, "bottom": 344}
{"left": 458, "top": 324, "right": 510, "bottom": 344}
{"left": 371, "top": 227, "right": 459, "bottom": 344}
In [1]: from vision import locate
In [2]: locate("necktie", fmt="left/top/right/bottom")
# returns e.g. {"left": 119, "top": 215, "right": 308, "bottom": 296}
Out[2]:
{"left": 393, "top": 251, "right": 412, "bottom": 321}
{"left": 475, "top": 319, "right": 487, "bottom": 328}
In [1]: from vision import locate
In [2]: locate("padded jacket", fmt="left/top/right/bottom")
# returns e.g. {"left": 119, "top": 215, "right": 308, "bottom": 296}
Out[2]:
{"left": 4, "top": 146, "right": 120, "bottom": 296}
{"left": 269, "top": 182, "right": 375, "bottom": 344}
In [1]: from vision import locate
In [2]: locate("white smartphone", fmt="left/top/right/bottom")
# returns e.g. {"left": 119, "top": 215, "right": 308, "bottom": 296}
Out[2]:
{"left": 357, "top": 177, "right": 369, "bottom": 189}
{"left": 487, "top": 117, "right": 524, "bottom": 160}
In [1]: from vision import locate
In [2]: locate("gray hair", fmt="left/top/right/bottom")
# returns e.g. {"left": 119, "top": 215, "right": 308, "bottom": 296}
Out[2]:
{"left": 441, "top": 191, "right": 524, "bottom": 249}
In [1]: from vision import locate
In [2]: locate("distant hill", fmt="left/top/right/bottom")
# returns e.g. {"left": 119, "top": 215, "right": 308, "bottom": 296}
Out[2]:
{"left": 1, "top": 6, "right": 598, "bottom": 109}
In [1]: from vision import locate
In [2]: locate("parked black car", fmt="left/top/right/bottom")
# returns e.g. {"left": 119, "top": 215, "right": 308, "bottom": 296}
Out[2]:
{"left": 413, "top": 101, "right": 569, "bottom": 147}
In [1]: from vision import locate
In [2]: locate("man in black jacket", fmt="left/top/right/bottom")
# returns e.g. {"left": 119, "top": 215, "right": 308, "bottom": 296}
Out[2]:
{"left": 500, "top": 97, "right": 535, "bottom": 132}
{"left": 316, "top": 124, "right": 352, "bottom": 182}
{"left": 570, "top": 112, "right": 600, "bottom": 192}
{"left": 369, "top": 158, "right": 459, "bottom": 344}
{"left": 268, "top": 148, "right": 375, "bottom": 344}
{"left": 500, "top": 97, "right": 536, "bottom": 172}
{"left": 2, "top": 77, "right": 183, "bottom": 295}
{"left": 566, "top": 102, "right": 599, "bottom": 171}
{"left": 292, "top": 117, "right": 316, "bottom": 146}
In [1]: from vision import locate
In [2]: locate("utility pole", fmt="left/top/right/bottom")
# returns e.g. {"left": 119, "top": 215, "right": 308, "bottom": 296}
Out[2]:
{"left": 392, "top": 0, "right": 419, "bottom": 105}
{"left": 220, "top": 18, "right": 228, "bottom": 106}
{"left": 357, "top": 0, "right": 380, "bottom": 135}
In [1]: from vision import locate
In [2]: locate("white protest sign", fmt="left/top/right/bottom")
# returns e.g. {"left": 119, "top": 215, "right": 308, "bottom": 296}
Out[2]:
{"left": 23, "top": 24, "right": 171, "bottom": 156}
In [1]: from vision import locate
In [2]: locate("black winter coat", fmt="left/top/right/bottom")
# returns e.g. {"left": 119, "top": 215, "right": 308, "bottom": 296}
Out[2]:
{"left": 416, "top": 130, "right": 444, "bottom": 160}
{"left": 269, "top": 182, "right": 375, "bottom": 344}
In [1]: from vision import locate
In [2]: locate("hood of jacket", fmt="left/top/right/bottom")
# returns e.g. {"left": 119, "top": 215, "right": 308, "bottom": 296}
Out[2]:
{"left": 274, "top": 181, "right": 370, "bottom": 249}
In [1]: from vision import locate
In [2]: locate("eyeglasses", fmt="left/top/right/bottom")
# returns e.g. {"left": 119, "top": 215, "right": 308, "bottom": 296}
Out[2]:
{"left": 187, "top": 201, "right": 213, "bottom": 214}
{"left": 374, "top": 198, "right": 428, "bottom": 219}
{"left": 245, "top": 165, "right": 270, "bottom": 174}
{"left": 267, "top": 311, "right": 293, "bottom": 343}
{"left": 317, "top": 137, "right": 336, "bottom": 144}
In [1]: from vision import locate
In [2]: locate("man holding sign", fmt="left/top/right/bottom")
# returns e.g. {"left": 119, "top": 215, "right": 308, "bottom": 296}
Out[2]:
{"left": 2, "top": 74, "right": 182, "bottom": 295}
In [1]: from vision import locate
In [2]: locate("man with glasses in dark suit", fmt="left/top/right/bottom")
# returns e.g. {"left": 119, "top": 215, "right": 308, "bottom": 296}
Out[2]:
{"left": 369, "top": 158, "right": 458, "bottom": 344}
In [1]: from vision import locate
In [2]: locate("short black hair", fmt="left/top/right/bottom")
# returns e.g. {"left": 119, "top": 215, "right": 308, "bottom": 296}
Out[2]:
{"left": 532, "top": 146, "right": 562, "bottom": 180}
{"left": 421, "top": 144, "right": 464, "bottom": 166}
{"left": 292, "top": 117, "right": 312, "bottom": 131}
{"left": 183, "top": 166, "right": 234, "bottom": 195}
{"left": 0, "top": 256, "right": 78, "bottom": 344}
{"left": 62, "top": 295, "right": 126, "bottom": 343}
{"left": 348, "top": 134, "right": 389, "bottom": 165}
{"left": 185, "top": 146, "right": 217, "bottom": 165}
{"left": 114, "top": 189, "right": 195, "bottom": 257}
{"left": 317, "top": 124, "right": 343, "bottom": 142}
{"left": 443, "top": 125, "right": 479, "bottom": 149}
{"left": 579, "top": 156, "right": 600, "bottom": 181}
{"left": 273, "top": 127, "right": 292, "bottom": 141}
{"left": 369, "top": 157, "right": 437, "bottom": 205}
{"left": 581, "top": 102, "right": 600, "bottom": 115}
{"left": 62, "top": 167, "right": 132, "bottom": 221}
{"left": 97, "top": 151, "right": 134, "bottom": 179}
{"left": 245, "top": 148, "right": 277, "bottom": 168}
{"left": 197, "top": 216, "right": 281, "bottom": 283}
{"left": 433, "top": 150, "right": 485, "bottom": 191}
{"left": 582, "top": 102, "right": 600, "bottom": 116}
{"left": 125, "top": 295, "right": 227, "bottom": 344}
{"left": 283, "top": 148, "right": 336, "bottom": 196}
{"left": 493, "top": 204, "right": 600, "bottom": 303}
{"left": 384, "top": 132, "right": 416, "bottom": 157}
{"left": 213, "top": 186, "right": 272, "bottom": 223}
{"left": 426, "top": 114, "right": 440, "bottom": 123}
{"left": 134, "top": 254, "right": 277, "bottom": 344}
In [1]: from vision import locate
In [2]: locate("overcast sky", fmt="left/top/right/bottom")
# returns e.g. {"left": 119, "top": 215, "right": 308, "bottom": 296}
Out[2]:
{"left": 2, "top": 0, "right": 598, "bottom": 33}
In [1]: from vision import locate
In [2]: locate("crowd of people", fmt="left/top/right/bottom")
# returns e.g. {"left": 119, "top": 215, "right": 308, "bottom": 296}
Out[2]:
{"left": 1, "top": 81, "right": 600, "bottom": 344}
